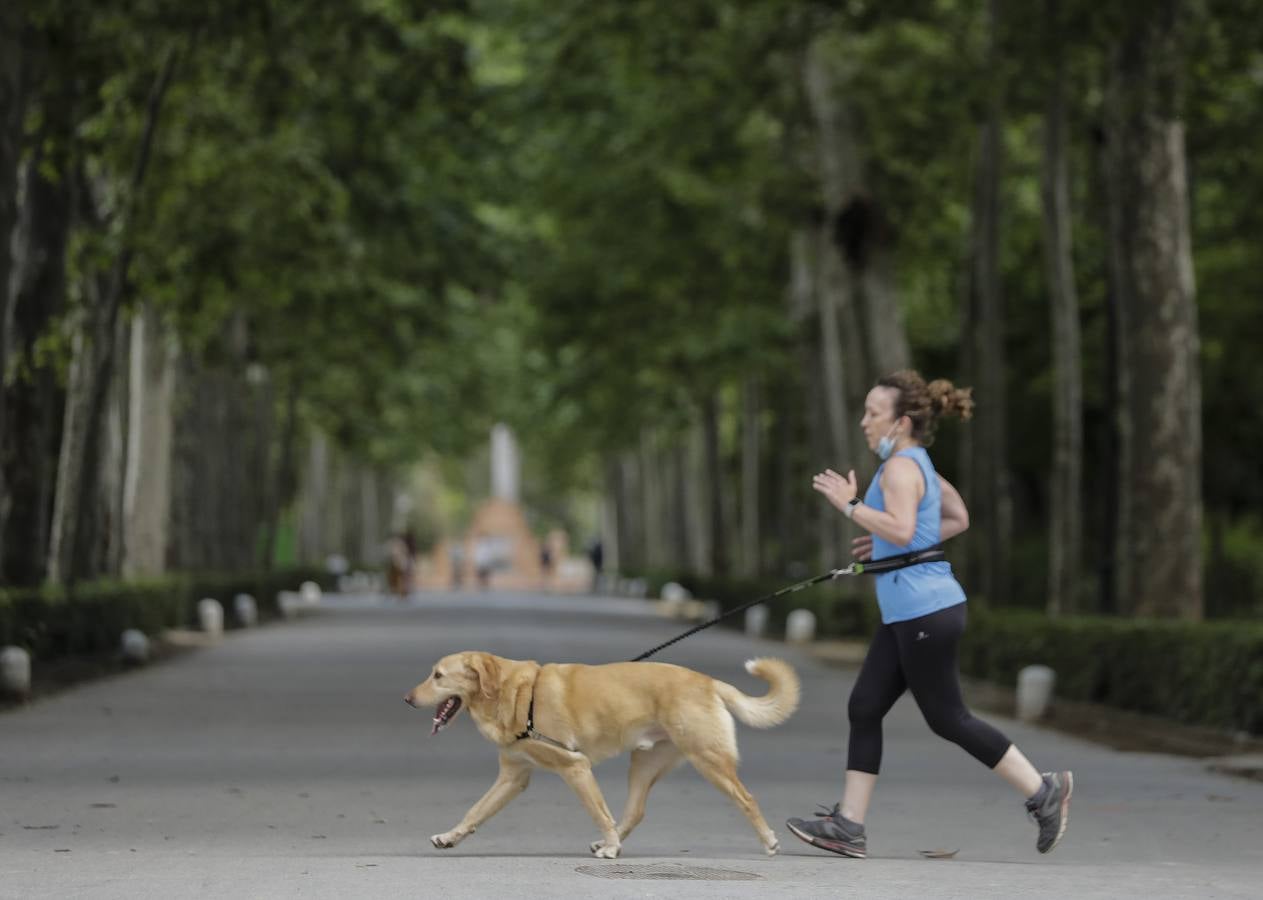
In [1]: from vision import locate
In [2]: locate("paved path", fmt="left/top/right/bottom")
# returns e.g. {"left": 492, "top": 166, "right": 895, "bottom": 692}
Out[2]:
{"left": 2, "top": 591, "right": 1260, "bottom": 899}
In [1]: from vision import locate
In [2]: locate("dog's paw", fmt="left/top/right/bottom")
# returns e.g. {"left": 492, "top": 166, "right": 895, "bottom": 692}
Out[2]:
{"left": 590, "top": 840, "right": 621, "bottom": 859}
{"left": 430, "top": 830, "right": 463, "bottom": 849}
{"left": 762, "top": 830, "right": 779, "bottom": 856}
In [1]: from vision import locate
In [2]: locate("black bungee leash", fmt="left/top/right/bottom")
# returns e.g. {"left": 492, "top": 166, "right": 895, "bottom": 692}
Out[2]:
{"left": 629, "top": 545, "right": 946, "bottom": 662}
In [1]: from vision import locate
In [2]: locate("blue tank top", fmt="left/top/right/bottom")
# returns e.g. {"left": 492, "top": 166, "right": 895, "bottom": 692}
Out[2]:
{"left": 863, "top": 446, "right": 966, "bottom": 624}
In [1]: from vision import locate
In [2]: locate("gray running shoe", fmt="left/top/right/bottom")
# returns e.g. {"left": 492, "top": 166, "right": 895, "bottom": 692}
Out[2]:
{"left": 786, "top": 803, "right": 867, "bottom": 858}
{"left": 1025, "top": 771, "right": 1073, "bottom": 853}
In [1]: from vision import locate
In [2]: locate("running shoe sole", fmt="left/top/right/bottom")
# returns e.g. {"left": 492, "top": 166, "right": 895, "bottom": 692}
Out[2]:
{"left": 785, "top": 820, "right": 867, "bottom": 858}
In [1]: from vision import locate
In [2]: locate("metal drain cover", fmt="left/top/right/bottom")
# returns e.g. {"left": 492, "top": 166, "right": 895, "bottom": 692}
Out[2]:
{"left": 576, "top": 863, "right": 763, "bottom": 881}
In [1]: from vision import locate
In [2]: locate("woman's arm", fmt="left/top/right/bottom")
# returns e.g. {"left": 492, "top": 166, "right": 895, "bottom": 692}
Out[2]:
{"left": 938, "top": 474, "right": 970, "bottom": 541}
{"left": 813, "top": 458, "right": 923, "bottom": 547}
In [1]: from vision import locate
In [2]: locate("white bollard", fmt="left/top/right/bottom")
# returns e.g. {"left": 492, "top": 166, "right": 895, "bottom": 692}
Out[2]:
{"left": 198, "top": 598, "right": 224, "bottom": 638}
{"left": 1, "top": 646, "right": 31, "bottom": 698}
{"left": 277, "top": 591, "right": 300, "bottom": 619}
{"left": 661, "top": 582, "right": 691, "bottom": 603}
{"left": 120, "top": 629, "right": 150, "bottom": 664}
{"left": 700, "top": 600, "right": 720, "bottom": 620}
{"left": 745, "top": 606, "right": 769, "bottom": 637}
{"left": 234, "top": 593, "right": 258, "bottom": 628}
{"left": 786, "top": 609, "right": 817, "bottom": 644}
{"left": 1016, "top": 665, "right": 1056, "bottom": 721}
{"left": 299, "top": 581, "right": 322, "bottom": 605}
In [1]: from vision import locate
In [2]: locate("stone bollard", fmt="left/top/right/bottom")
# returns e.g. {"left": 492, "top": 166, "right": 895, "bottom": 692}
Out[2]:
{"left": 198, "top": 598, "right": 224, "bottom": 638}
{"left": 120, "top": 629, "right": 150, "bottom": 665}
{"left": 277, "top": 591, "right": 299, "bottom": 619}
{"left": 745, "top": 606, "right": 769, "bottom": 637}
{"left": 299, "top": 581, "right": 322, "bottom": 605}
{"left": 699, "top": 600, "right": 720, "bottom": 620}
{"left": 786, "top": 609, "right": 817, "bottom": 644}
{"left": 1, "top": 646, "right": 31, "bottom": 698}
{"left": 1017, "top": 665, "right": 1056, "bottom": 721}
{"left": 234, "top": 593, "right": 258, "bottom": 628}
{"left": 661, "top": 582, "right": 690, "bottom": 603}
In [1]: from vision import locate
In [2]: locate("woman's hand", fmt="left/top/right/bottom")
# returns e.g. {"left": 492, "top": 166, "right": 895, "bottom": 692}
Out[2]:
{"left": 812, "top": 468, "right": 858, "bottom": 512}
{"left": 851, "top": 535, "right": 873, "bottom": 561}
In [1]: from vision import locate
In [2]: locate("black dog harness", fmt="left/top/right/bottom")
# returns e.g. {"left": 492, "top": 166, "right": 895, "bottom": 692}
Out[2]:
{"left": 512, "top": 674, "right": 578, "bottom": 752}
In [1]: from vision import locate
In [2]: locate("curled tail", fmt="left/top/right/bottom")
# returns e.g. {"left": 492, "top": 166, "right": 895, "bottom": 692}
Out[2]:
{"left": 715, "top": 658, "right": 800, "bottom": 729}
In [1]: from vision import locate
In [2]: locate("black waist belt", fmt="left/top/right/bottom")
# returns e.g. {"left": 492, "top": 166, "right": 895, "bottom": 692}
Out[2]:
{"left": 843, "top": 545, "right": 946, "bottom": 576}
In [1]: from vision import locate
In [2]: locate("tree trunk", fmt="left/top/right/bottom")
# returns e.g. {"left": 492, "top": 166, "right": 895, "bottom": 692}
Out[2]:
{"left": 0, "top": 3, "right": 28, "bottom": 567}
{"left": 802, "top": 34, "right": 916, "bottom": 527}
{"left": 261, "top": 381, "right": 299, "bottom": 570}
{"left": 600, "top": 455, "right": 622, "bottom": 577}
{"left": 968, "top": 0, "right": 1011, "bottom": 608}
{"left": 121, "top": 305, "right": 178, "bottom": 578}
{"left": 45, "top": 46, "right": 179, "bottom": 586}
{"left": 683, "top": 416, "right": 711, "bottom": 576}
{"left": 1041, "top": 0, "right": 1084, "bottom": 616}
{"left": 1, "top": 114, "right": 71, "bottom": 585}
{"left": 701, "top": 393, "right": 728, "bottom": 576}
{"left": 739, "top": 376, "right": 761, "bottom": 577}
{"left": 1104, "top": 0, "right": 1202, "bottom": 619}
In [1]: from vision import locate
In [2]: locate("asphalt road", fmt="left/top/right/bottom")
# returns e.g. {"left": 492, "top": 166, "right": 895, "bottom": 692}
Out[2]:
{"left": 2, "top": 590, "right": 1260, "bottom": 899}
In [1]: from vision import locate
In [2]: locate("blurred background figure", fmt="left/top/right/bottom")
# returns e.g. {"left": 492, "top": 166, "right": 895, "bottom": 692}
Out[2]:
{"left": 539, "top": 541, "right": 553, "bottom": 591}
{"left": 386, "top": 533, "right": 413, "bottom": 600}
{"left": 588, "top": 538, "right": 603, "bottom": 593}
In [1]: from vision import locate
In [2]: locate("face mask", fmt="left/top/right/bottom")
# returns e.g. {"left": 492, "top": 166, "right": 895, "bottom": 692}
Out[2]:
{"left": 876, "top": 423, "right": 900, "bottom": 461}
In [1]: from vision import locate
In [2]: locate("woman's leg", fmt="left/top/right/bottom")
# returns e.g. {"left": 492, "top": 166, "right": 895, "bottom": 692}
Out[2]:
{"left": 993, "top": 744, "right": 1043, "bottom": 797}
{"left": 841, "top": 622, "right": 906, "bottom": 823}
{"left": 892, "top": 603, "right": 1014, "bottom": 771}
{"left": 787, "top": 622, "right": 904, "bottom": 856}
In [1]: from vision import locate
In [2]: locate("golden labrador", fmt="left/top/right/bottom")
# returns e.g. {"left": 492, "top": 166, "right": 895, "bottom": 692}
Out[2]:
{"left": 405, "top": 653, "right": 799, "bottom": 858}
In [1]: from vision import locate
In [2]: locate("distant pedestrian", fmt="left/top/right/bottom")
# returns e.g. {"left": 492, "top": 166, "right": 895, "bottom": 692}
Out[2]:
{"left": 539, "top": 542, "right": 553, "bottom": 590}
{"left": 786, "top": 370, "right": 1072, "bottom": 859}
{"left": 588, "top": 539, "right": 604, "bottom": 592}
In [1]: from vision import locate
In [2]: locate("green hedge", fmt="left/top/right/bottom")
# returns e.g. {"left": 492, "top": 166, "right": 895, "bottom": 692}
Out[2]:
{"left": 960, "top": 612, "right": 1263, "bottom": 736}
{"left": 633, "top": 570, "right": 1263, "bottom": 736}
{"left": 0, "top": 567, "right": 334, "bottom": 662}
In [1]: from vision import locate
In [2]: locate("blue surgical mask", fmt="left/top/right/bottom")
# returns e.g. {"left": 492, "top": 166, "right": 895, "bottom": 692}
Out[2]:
{"left": 876, "top": 424, "right": 900, "bottom": 461}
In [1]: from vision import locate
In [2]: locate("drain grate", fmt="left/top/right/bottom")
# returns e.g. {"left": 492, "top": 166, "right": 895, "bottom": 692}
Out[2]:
{"left": 576, "top": 863, "right": 763, "bottom": 881}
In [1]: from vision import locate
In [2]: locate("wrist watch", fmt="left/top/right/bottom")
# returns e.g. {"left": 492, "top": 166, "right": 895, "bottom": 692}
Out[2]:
{"left": 844, "top": 497, "right": 861, "bottom": 519}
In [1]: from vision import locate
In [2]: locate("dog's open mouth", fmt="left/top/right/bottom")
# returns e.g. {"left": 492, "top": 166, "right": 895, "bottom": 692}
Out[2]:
{"left": 432, "top": 696, "right": 462, "bottom": 735}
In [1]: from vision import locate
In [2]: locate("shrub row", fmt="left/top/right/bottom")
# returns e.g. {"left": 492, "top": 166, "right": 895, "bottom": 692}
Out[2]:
{"left": 650, "top": 572, "right": 1263, "bottom": 736}
{"left": 0, "top": 568, "right": 334, "bottom": 662}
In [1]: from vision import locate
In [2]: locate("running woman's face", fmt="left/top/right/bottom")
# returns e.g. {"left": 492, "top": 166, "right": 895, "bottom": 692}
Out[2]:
{"left": 861, "top": 387, "right": 902, "bottom": 452}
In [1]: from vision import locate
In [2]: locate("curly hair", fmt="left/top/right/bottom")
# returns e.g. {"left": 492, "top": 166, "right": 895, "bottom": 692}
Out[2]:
{"left": 874, "top": 370, "right": 974, "bottom": 447}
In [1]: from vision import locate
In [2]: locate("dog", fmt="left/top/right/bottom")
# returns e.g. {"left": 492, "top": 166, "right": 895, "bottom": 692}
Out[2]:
{"left": 404, "top": 652, "right": 800, "bottom": 858}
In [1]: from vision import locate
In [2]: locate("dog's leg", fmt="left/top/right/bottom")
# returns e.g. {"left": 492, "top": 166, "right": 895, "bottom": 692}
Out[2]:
{"left": 430, "top": 754, "right": 532, "bottom": 849}
{"left": 682, "top": 746, "right": 779, "bottom": 855}
{"left": 555, "top": 758, "right": 622, "bottom": 858}
{"left": 592, "top": 741, "right": 682, "bottom": 854}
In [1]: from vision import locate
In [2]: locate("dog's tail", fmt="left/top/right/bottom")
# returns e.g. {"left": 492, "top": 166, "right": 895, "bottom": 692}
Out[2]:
{"left": 715, "top": 658, "right": 800, "bottom": 729}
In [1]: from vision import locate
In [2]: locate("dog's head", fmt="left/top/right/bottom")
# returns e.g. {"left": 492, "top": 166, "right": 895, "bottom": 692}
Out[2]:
{"left": 404, "top": 651, "right": 500, "bottom": 735}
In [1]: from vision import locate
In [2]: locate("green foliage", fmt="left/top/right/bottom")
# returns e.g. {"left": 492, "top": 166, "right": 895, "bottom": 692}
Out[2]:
{"left": 960, "top": 611, "right": 1263, "bottom": 735}
{"left": 0, "top": 567, "right": 333, "bottom": 662}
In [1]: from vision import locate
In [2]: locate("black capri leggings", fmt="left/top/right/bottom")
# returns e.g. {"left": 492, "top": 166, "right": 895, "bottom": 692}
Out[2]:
{"left": 847, "top": 602, "right": 1011, "bottom": 774}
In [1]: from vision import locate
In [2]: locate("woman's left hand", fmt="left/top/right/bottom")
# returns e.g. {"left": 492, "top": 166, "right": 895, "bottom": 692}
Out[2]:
{"left": 812, "top": 468, "right": 859, "bottom": 513}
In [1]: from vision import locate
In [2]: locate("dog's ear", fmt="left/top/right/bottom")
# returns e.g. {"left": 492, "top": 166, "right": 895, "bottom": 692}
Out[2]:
{"left": 466, "top": 653, "right": 499, "bottom": 702}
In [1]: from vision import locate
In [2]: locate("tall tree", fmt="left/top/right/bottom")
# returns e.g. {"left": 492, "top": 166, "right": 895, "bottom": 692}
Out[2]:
{"left": 1041, "top": 0, "right": 1084, "bottom": 615}
{"left": 1104, "top": 0, "right": 1203, "bottom": 618}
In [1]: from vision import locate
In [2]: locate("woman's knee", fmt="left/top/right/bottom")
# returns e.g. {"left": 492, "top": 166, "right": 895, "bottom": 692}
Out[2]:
{"left": 848, "top": 692, "right": 885, "bottom": 727}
